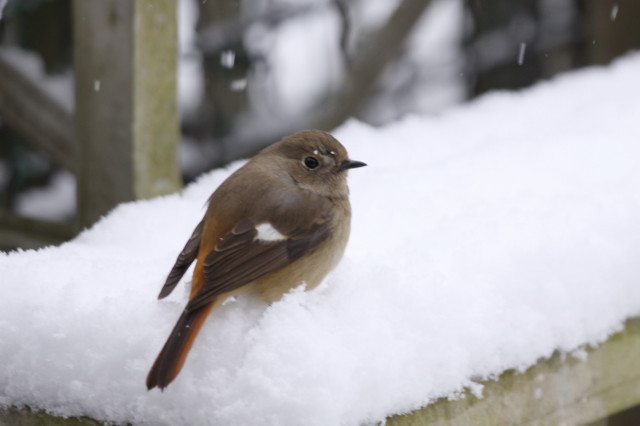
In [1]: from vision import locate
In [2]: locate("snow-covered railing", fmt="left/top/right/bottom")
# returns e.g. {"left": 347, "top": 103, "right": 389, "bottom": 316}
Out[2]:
{"left": 388, "top": 318, "right": 640, "bottom": 425}
{"left": 3, "top": 318, "right": 639, "bottom": 424}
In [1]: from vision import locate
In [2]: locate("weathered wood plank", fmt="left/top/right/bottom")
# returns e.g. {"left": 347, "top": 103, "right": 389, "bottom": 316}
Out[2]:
{"left": 73, "top": 0, "right": 181, "bottom": 228}
{"left": 387, "top": 318, "right": 640, "bottom": 426}
{"left": 0, "top": 212, "right": 75, "bottom": 250}
{"left": 0, "top": 50, "right": 75, "bottom": 171}
{"left": 0, "top": 405, "right": 101, "bottom": 426}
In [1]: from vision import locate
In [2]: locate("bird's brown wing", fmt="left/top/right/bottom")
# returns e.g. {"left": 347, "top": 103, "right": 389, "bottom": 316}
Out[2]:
{"left": 157, "top": 219, "right": 204, "bottom": 299}
{"left": 185, "top": 213, "right": 332, "bottom": 312}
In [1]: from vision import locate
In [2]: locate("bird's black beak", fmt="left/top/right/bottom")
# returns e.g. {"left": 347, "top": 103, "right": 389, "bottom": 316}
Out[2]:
{"left": 339, "top": 159, "right": 367, "bottom": 171}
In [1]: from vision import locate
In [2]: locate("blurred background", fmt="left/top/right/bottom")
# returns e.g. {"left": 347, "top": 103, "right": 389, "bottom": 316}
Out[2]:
{"left": 0, "top": 0, "right": 639, "bottom": 251}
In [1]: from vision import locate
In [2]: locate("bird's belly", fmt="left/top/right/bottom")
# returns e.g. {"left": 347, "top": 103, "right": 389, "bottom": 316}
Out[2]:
{"left": 251, "top": 232, "right": 348, "bottom": 303}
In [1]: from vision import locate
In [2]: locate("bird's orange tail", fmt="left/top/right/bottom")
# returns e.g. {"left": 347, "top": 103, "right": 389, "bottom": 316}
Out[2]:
{"left": 146, "top": 302, "right": 214, "bottom": 390}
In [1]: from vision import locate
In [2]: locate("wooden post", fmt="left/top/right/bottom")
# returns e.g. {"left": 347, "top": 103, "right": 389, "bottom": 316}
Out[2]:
{"left": 74, "top": 0, "right": 181, "bottom": 228}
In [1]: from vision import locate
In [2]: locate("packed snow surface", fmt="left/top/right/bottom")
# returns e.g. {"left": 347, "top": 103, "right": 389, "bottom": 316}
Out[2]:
{"left": 1, "top": 54, "right": 640, "bottom": 425}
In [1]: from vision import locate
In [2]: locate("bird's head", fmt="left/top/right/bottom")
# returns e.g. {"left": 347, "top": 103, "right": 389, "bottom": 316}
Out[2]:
{"left": 262, "top": 129, "right": 366, "bottom": 198}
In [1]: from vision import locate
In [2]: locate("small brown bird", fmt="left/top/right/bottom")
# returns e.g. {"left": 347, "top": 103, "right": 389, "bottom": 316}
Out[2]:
{"left": 146, "top": 129, "right": 366, "bottom": 390}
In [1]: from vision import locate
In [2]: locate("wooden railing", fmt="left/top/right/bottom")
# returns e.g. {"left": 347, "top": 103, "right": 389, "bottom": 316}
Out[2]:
{"left": 1, "top": 318, "right": 638, "bottom": 425}
{"left": 388, "top": 318, "right": 640, "bottom": 426}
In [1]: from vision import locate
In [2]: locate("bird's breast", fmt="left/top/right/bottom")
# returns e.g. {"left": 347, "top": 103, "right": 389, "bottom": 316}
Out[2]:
{"left": 251, "top": 199, "right": 351, "bottom": 303}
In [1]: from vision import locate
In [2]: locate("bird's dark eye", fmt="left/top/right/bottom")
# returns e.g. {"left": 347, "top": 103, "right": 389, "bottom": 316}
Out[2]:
{"left": 304, "top": 156, "right": 319, "bottom": 169}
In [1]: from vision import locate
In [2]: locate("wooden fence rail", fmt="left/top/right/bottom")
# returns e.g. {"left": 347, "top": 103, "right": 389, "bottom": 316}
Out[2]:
{"left": 1, "top": 318, "right": 638, "bottom": 425}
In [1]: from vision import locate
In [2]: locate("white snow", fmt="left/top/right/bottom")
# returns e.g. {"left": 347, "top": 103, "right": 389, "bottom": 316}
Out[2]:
{"left": 0, "top": 47, "right": 74, "bottom": 113}
{"left": 363, "top": 0, "right": 465, "bottom": 123}
{"left": 518, "top": 42, "right": 527, "bottom": 65}
{"left": 260, "top": 6, "right": 345, "bottom": 117}
{"left": 611, "top": 3, "right": 619, "bottom": 21}
{"left": 246, "top": 0, "right": 464, "bottom": 127}
{"left": 2, "top": 53, "right": 640, "bottom": 425}
{"left": 15, "top": 170, "right": 76, "bottom": 220}
{"left": 177, "top": 0, "right": 203, "bottom": 121}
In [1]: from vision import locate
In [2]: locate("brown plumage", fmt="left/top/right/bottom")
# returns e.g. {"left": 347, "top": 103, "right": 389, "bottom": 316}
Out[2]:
{"left": 146, "top": 130, "right": 366, "bottom": 390}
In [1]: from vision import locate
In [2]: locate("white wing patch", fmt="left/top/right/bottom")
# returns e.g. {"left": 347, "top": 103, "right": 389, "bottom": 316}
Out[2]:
{"left": 254, "top": 223, "right": 287, "bottom": 242}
